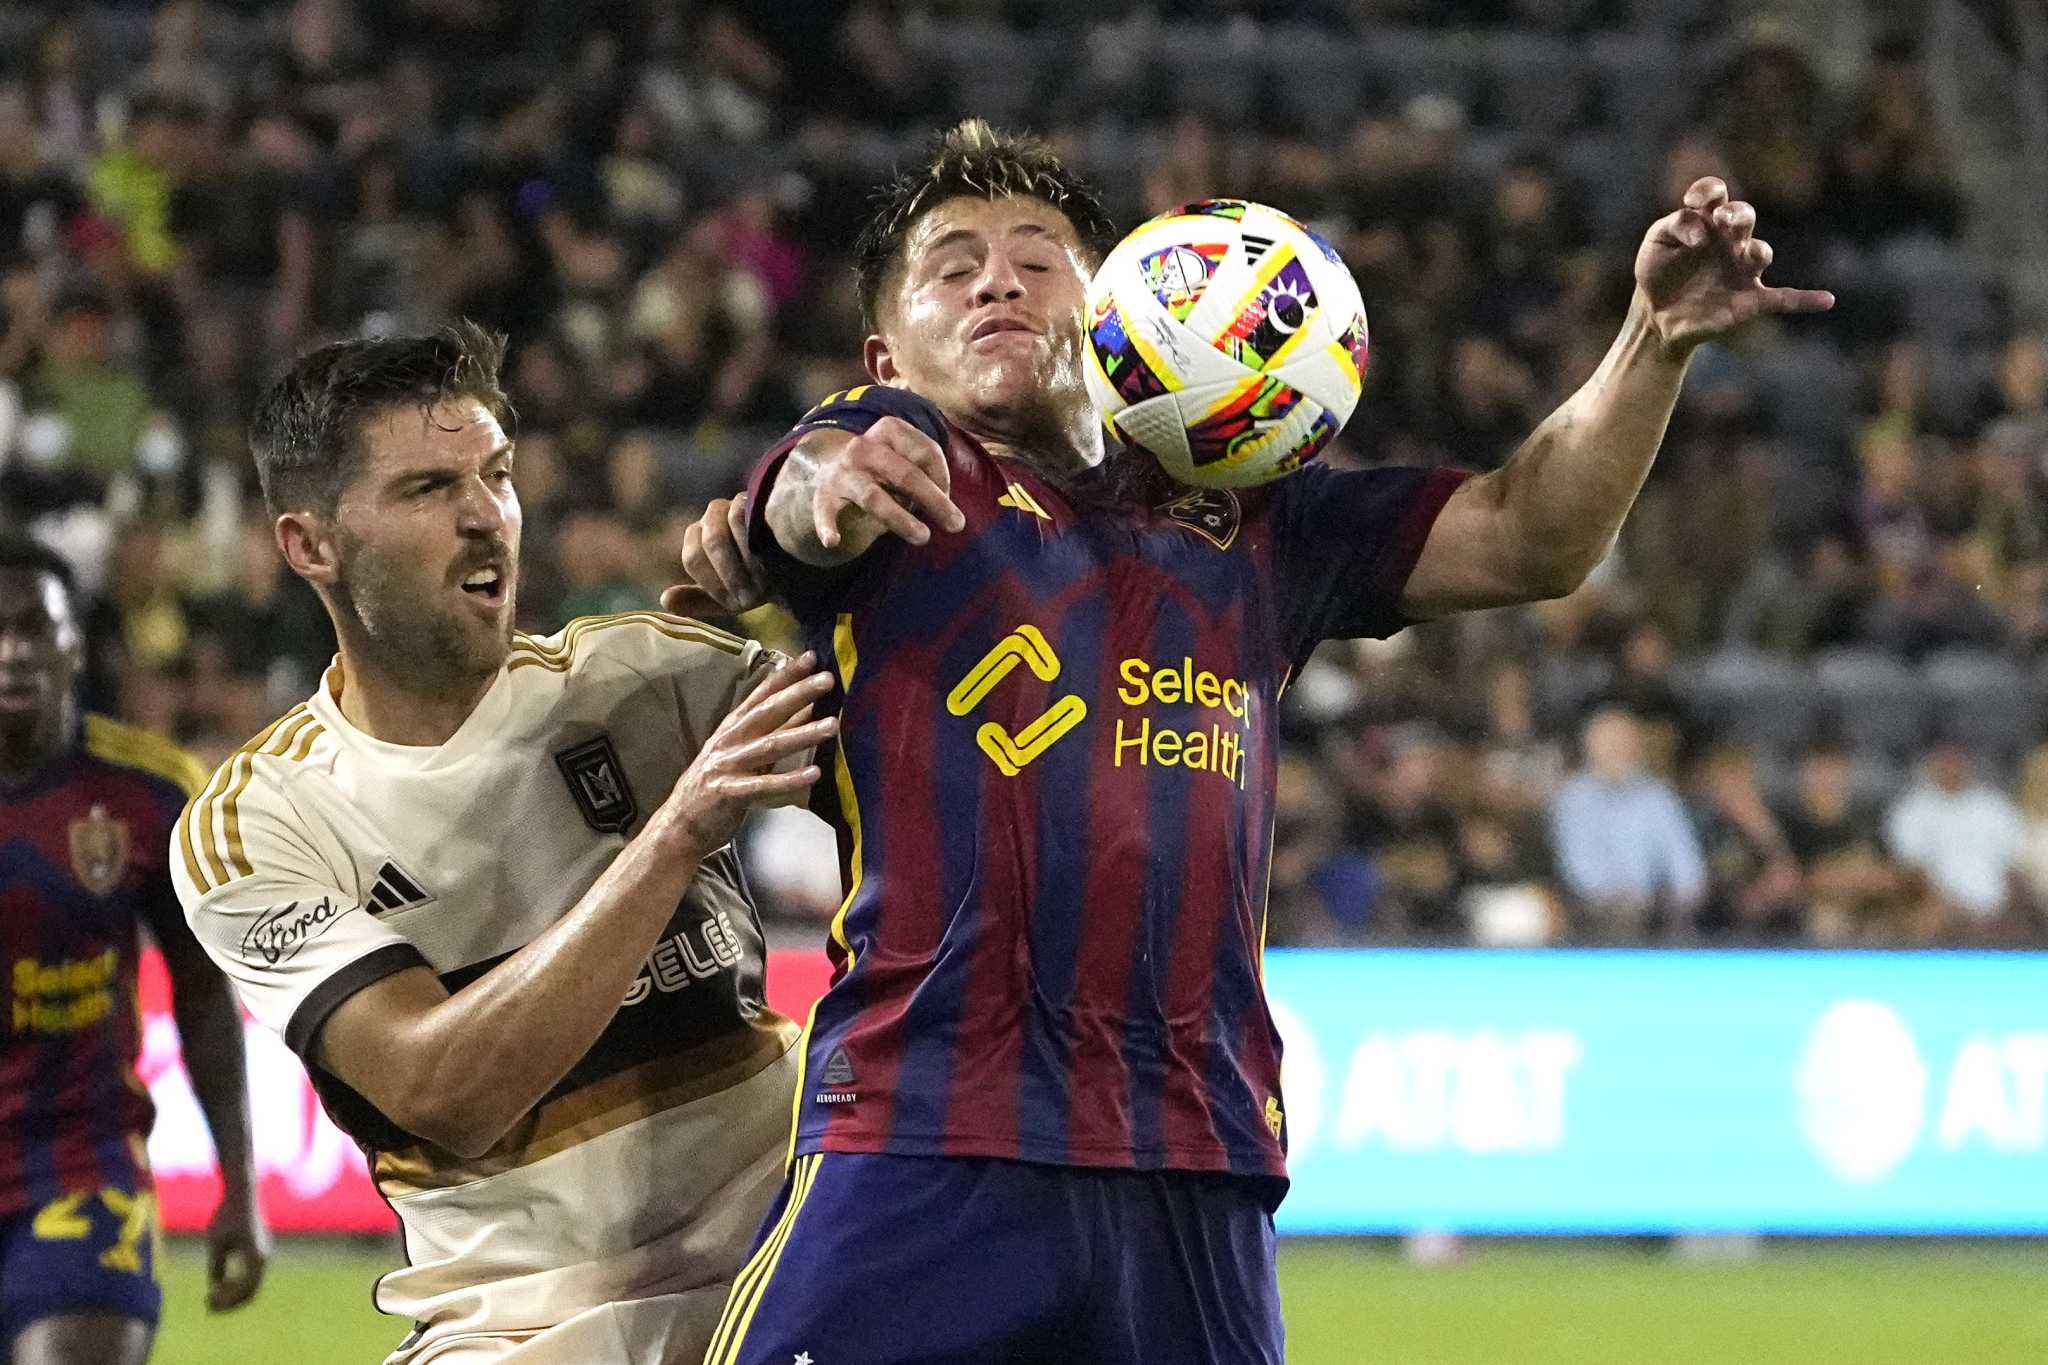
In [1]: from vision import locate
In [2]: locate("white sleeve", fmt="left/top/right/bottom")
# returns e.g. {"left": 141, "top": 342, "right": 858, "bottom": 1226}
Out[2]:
{"left": 654, "top": 619, "right": 778, "bottom": 756}
{"left": 171, "top": 769, "right": 428, "bottom": 1060}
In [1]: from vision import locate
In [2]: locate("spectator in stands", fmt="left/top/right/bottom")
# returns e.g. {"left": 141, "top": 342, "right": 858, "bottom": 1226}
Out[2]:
{"left": 86, "top": 90, "right": 204, "bottom": 279}
{"left": 1549, "top": 705, "right": 1707, "bottom": 941}
{"left": 553, "top": 509, "right": 650, "bottom": 621}
{"left": 1690, "top": 745, "right": 1803, "bottom": 940}
{"left": 1822, "top": 33, "right": 1962, "bottom": 246}
{"left": 0, "top": 82, "right": 83, "bottom": 263}
{"left": 1723, "top": 525, "right": 1872, "bottom": 657}
{"left": 185, "top": 511, "right": 332, "bottom": 709}
{"left": 20, "top": 285, "right": 157, "bottom": 493}
{"left": 1472, "top": 657, "right": 1565, "bottom": 817}
{"left": 1985, "top": 331, "right": 2048, "bottom": 452}
{"left": 2017, "top": 746, "right": 2048, "bottom": 912}
{"left": 1268, "top": 755, "right": 1381, "bottom": 946}
{"left": 1456, "top": 806, "right": 1558, "bottom": 946}
{"left": 1886, "top": 738, "right": 2034, "bottom": 942}
{"left": 1779, "top": 740, "right": 1908, "bottom": 943}
{"left": 1706, "top": 32, "right": 1828, "bottom": 287}
{"left": 1339, "top": 724, "right": 1467, "bottom": 940}
{"left": 0, "top": 3, "right": 2040, "bottom": 942}
{"left": 1603, "top": 618, "right": 1695, "bottom": 772}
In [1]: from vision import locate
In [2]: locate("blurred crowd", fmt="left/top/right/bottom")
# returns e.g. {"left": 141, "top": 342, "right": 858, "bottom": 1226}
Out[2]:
{"left": 2, "top": 0, "right": 2043, "bottom": 946}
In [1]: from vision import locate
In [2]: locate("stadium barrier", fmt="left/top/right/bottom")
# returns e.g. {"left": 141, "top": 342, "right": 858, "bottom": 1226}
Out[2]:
{"left": 141, "top": 949, "right": 2045, "bottom": 1235}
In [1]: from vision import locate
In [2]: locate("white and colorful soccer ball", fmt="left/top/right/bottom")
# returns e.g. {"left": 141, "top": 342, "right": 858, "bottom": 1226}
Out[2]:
{"left": 1082, "top": 199, "right": 1370, "bottom": 489}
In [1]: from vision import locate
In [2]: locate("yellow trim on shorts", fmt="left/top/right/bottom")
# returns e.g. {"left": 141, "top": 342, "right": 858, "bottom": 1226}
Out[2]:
{"left": 706, "top": 1153, "right": 823, "bottom": 1365}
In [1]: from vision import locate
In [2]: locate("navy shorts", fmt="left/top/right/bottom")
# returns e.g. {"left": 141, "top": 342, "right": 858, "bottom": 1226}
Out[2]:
{"left": 706, "top": 1152, "right": 1283, "bottom": 1365}
{"left": 0, "top": 1183, "right": 161, "bottom": 1341}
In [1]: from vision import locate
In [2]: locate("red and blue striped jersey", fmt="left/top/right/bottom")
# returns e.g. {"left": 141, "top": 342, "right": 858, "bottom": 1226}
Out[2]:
{"left": 747, "top": 386, "right": 1466, "bottom": 1187}
{"left": 0, "top": 716, "right": 204, "bottom": 1217}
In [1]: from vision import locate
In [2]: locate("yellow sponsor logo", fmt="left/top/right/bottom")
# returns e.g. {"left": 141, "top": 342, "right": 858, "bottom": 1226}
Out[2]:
{"left": 947, "top": 634, "right": 1256, "bottom": 785}
{"left": 948, "top": 625, "right": 1089, "bottom": 776}
{"left": 1112, "top": 655, "right": 1252, "bottom": 789}
{"left": 12, "top": 950, "right": 118, "bottom": 1034}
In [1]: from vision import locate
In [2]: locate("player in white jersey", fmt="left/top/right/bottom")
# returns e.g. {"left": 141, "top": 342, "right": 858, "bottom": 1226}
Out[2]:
{"left": 171, "top": 323, "right": 836, "bottom": 1364}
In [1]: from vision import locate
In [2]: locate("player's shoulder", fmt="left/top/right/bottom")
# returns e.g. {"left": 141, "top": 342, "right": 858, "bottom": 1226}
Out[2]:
{"left": 81, "top": 713, "right": 210, "bottom": 802}
{"left": 176, "top": 703, "right": 333, "bottom": 899}
{"left": 791, "top": 383, "right": 950, "bottom": 446}
{"left": 510, "top": 611, "right": 761, "bottom": 682}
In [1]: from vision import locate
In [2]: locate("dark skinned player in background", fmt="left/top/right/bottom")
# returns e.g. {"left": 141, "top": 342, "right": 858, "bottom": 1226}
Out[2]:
{"left": 0, "top": 537, "right": 267, "bottom": 1365}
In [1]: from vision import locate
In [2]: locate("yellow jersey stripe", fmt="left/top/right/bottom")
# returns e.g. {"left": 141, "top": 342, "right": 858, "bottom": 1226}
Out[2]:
{"left": 710, "top": 1154, "right": 820, "bottom": 1365}
{"left": 183, "top": 759, "right": 240, "bottom": 892}
{"left": 82, "top": 716, "right": 208, "bottom": 798}
{"left": 220, "top": 712, "right": 317, "bottom": 880}
{"left": 785, "top": 615, "right": 863, "bottom": 1170}
{"left": 784, "top": 998, "right": 825, "bottom": 1172}
{"left": 826, "top": 613, "right": 862, "bottom": 967}
{"left": 180, "top": 707, "right": 304, "bottom": 894}
{"left": 511, "top": 610, "right": 747, "bottom": 657}
{"left": 507, "top": 612, "right": 748, "bottom": 672}
{"left": 285, "top": 720, "right": 325, "bottom": 765}
{"left": 176, "top": 794, "right": 209, "bottom": 892}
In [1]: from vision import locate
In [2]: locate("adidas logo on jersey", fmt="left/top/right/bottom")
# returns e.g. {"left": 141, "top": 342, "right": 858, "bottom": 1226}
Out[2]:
{"left": 366, "top": 861, "right": 433, "bottom": 916}
{"left": 821, "top": 1047, "right": 855, "bottom": 1087}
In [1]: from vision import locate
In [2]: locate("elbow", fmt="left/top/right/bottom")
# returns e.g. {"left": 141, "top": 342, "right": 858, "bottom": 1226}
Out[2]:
{"left": 374, "top": 1051, "right": 519, "bottom": 1159}
{"left": 425, "top": 1121, "right": 505, "bottom": 1163}
{"left": 1522, "top": 558, "right": 1589, "bottom": 604}
{"left": 1523, "top": 538, "right": 1613, "bottom": 603}
{"left": 386, "top": 1092, "right": 512, "bottom": 1161}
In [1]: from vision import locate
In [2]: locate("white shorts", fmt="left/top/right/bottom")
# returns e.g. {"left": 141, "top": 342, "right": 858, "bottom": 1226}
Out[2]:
{"left": 388, "top": 1284, "right": 732, "bottom": 1365}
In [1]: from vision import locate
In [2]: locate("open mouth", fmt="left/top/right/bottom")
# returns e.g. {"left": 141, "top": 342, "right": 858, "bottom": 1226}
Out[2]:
{"left": 459, "top": 565, "right": 508, "bottom": 607}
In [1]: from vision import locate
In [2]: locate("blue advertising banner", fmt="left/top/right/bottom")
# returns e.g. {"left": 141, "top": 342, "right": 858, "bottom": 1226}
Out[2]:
{"left": 1266, "top": 950, "right": 2048, "bottom": 1234}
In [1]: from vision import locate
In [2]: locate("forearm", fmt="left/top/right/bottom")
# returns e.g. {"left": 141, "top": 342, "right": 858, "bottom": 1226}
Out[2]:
{"left": 396, "top": 814, "right": 707, "bottom": 1150}
{"left": 765, "top": 431, "right": 882, "bottom": 567}
{"left": 169, "top": 976, "right": 257, "bottom": 1203}
{"left": 1480, "top": 293, "right": 1691, "bottom": 594}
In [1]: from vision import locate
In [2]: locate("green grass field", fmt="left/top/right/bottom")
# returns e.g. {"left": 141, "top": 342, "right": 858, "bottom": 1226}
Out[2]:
{"left": 153, "top": 1237, "right": 2048, "bottom": 1364}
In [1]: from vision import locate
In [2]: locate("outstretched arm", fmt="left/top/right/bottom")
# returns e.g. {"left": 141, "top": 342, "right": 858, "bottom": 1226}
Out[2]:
{"left": 1401, "top": 177, "right": 1834, "bottom": 618}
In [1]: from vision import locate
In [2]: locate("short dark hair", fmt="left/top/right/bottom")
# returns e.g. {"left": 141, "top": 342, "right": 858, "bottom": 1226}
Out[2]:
{"left": 248, "top": 320, "right": 513, "bottom": 517}
{"left": 0, "top": 536, "right": 78, "bottom": 615}
{"left": 852, "top": 119, "right": 1119, "bottom": 331}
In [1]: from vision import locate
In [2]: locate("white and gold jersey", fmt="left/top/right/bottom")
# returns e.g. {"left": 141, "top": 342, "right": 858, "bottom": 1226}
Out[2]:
{"left": 172, "top": 613, "right": 801, "bottom": 1363}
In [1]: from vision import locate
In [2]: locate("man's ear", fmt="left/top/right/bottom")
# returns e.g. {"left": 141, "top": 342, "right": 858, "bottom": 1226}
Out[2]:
{"left": 864, "top": 332, "right": 899, "bottom": 386}
{"left": 275, "top": 511, "right": 339, "bottom": 588}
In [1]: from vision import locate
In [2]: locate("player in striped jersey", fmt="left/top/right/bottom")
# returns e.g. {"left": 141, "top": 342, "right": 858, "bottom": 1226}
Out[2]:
{"left": 674, "top": 123, "right": 1832, "bottom": 1363}
{"left": 172, "top": 325, "right": 835, "bottom": 1364}
{"left": 0, "top": 537, "right": 267, "bottom": 1365}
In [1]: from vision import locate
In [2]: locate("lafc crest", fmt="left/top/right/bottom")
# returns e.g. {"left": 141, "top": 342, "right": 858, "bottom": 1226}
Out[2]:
{"left": 69, "top": 803, "right": 130, "bottom": 896}
{"left": 1159, "top": 488, "right": 1240, "bottom": 550}
{"left": 555, "top": 735, "right": 638, "bottom": 834}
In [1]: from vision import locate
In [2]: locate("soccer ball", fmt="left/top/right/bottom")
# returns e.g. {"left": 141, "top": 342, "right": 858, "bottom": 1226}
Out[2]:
{"left": 1083, "top": 199, "right": 1370, "bottom": 489}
